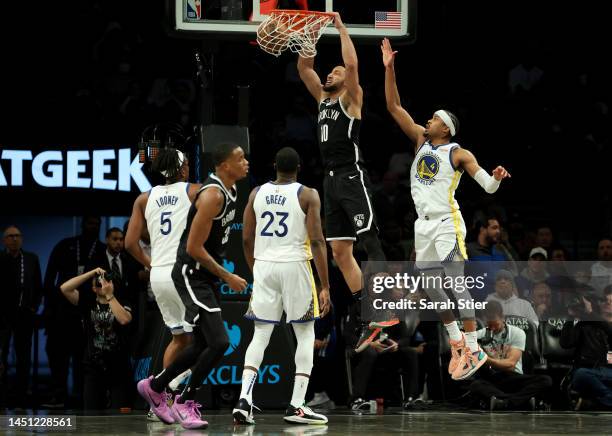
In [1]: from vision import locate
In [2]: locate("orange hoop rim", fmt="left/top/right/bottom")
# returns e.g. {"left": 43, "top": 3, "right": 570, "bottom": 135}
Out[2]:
{"left": 268, "top": 9, "right": 335, "bottom": 18}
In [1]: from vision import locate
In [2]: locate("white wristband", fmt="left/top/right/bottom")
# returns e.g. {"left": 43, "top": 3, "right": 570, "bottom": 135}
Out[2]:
{"left": 474, "top": 169, "right": 501, "bottom": 194}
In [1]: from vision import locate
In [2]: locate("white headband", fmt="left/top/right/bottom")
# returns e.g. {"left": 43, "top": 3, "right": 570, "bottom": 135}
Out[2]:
{"left": 434, "top": 110, "right": 456, "bottom": 137}
{"left": 160, "top": 150, "right": 185, "bottom": 177}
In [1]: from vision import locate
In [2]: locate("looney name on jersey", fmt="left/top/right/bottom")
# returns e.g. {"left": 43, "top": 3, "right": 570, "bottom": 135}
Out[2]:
{"left": 265, "top": 194, "right": 286, "bottom": 206}
{"left": 155, "top": 195, "right": 179, "bottom": 207}
{"left": 318, "top": 109, "right": 340, "bottom": 122}
{"left": 221, "top": 208, "right": 236, "bottom": 226}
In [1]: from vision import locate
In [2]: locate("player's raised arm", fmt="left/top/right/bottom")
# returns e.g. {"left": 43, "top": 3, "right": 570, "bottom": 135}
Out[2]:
{"left": 125, "top": 192, "right": 152, "bottom": 270}
{"left": 381, "top": 38, "right": 425, "bottom": 148}
{"left": 187, "top": 188, "right": 247, "bottom": 292}
{"left": 297, "top": 55, "right": 323, "bottom": 102}
{"left": 454, "top": 148, "right": 511, "bottom": 193}
{"left": 242, "top": 187, "right": 259, "bottom": 272}
{"left": 303, "top": 187, "right": 330, "bottom": 316}
{"left": 334, "top": 12, "right": 363, "bottom": 109}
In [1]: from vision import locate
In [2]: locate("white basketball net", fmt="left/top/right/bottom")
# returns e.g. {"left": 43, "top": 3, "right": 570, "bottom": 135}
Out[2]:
{"left": 257, "top": 10, "right": 334, "bottom": 58}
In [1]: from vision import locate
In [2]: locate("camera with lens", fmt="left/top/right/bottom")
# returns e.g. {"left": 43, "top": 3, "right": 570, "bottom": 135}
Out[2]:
{"left": 94, "top": 271, "right": 115, "bottom": 288}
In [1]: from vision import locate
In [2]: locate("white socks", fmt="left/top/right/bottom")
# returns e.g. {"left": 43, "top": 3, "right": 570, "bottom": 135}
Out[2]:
{"left": 169, "top": 368, "right": 192, "bottom": 391}
{"left": 444, "top": 321, "right": 462, "bottom": 342}
{"left": 290, "top": 374, "right": 310, "bottom": 408}
{"left": 239, "top": 368, "right": 258, "bottom": 403}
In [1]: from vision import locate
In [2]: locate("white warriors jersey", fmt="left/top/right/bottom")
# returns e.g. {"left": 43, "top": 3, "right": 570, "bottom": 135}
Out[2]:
{"left": 145, "top": 182, "right": 191, "bottom": 268}
{"left": 254, "top": 182, "right": 313, "bottom": 262}
{"left": 410, "top": 141, "right": 464, "bottom": 218}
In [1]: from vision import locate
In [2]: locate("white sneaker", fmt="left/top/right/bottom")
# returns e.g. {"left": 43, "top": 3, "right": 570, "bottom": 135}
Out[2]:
{"left": 146, "top": 409, "right": 160, "bottom": 422}
{"left": 307, "top": 392, "right": 331, "bottom": 407}
{"left": 284, "top": 404, "right": 328, "bottom": 424}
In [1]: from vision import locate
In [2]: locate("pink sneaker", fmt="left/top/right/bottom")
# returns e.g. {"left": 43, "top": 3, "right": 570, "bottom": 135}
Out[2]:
{"left": 136, "top": 376, "right": 175, "bottom": 424}
{"left": 171, "top": 395, "right": 209, "bottom": 429}
{"left": 451, "top": 346, "right": 488, "bottom": 381}
{"left": 448, "top": 334, "right": 465, "bottom": 374}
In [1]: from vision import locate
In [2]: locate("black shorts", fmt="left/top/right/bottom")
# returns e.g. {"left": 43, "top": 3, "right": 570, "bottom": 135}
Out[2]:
{"left": 172, "top": 262, "right": 221, "bottom": 326}
{"left": 323, "top": 165, "right": 377, "bottom": 240}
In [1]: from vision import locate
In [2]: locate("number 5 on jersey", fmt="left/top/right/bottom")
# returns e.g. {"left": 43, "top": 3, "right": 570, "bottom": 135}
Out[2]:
{"left": 160, "top": 211, "right": 172, "bottom": 235}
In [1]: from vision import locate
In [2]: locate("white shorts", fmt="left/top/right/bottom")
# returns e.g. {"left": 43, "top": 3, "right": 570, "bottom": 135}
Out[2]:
{"left": 414, "top": 212, "right": 467, "bottom": 268}
{"left": 245, "top": 260, "right": 319, "bottom": 324}
{"left": 150, "top": 266, "right": 193, "bottom": 334}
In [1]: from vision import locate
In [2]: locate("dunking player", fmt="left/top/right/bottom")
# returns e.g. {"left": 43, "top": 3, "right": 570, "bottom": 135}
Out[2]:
{"left": 232, "top": 147, "right": 330, "bottom": 425}
{"left": 382, "top": 38, "right": 511, "bottom": 380}
{"left": 297, "top": 12, "right": 396, "bottom": 352}
{"left": 125, "top": 148, "right": 200, "bottom": 419}
{"left": 138, "top": 143, "right": 249, "bottom": 429}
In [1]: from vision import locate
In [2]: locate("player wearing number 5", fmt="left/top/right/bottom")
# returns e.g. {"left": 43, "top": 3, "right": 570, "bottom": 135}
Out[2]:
{"left": 126, "top": 148, "right": 201, "bottom": 396}
{"left": 233, "top": 147, "right": 330, "bottom": 425}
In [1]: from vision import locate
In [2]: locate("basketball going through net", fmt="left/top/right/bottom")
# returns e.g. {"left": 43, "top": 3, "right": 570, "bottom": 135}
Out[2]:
{"left": 257, "top": 10, "right": 335, "bottom": 58}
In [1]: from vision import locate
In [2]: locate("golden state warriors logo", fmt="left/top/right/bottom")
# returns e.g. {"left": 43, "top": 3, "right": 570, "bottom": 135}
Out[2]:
{"left": 415, "top": 153, "right": 440, "bottom": 185}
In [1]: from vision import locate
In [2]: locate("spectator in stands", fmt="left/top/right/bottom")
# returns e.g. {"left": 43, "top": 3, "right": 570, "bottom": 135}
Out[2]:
{"left": 89, "top": 228, "right": 139, "bottom": 303}
{"left": 60, "top": 267, "right": 133, "bottom": 411}
{"left": 535, "top": 225, "right": 555, "bottom": 253}
{"left": 306, "top": 304, "right": 337, "bottom": 409}
{"left": 560, "top": 286, "right": 612, "bottom": 410}
{"left": 589, "top": 238, "right": 612, "bottom": 295}
{"left": 469, "top": 301, "right": 552, "bottom": 410}
{"left": 515, "top": 247, "right": 549, "bottom": 297}
{"left": 43, "top": 216, "right": 106, "bottom": 408}
{"left": 550, "top": 245, "right": 569, "bottom": 262}
{"left": 0, "top": 226, "right": 42, "bottom": 408}
{"left": 530, "top": 282, "right": 564, "bottom": 320}
{"left": 467, "top": 216, "right": 508, "bottom": 301}
{"left": 486, "top": 270, "right": 539, "bottom": 326}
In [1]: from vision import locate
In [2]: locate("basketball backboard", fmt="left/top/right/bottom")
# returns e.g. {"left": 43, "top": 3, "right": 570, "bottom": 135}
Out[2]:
{"left": 167, "top": 0, "right": 415, "bottom": 43}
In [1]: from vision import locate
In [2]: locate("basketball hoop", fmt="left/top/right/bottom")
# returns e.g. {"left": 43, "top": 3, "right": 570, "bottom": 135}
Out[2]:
{"left": 257, "top": 10, "right": 335, "bottom": 58}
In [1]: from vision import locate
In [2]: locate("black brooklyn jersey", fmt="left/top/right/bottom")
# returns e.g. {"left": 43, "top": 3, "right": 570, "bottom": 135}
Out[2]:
{"left": 176, "top": 174, "right": 237, "bottom": 281}
{"left": 317, "top": 97, "right": 364, "bottom": 170}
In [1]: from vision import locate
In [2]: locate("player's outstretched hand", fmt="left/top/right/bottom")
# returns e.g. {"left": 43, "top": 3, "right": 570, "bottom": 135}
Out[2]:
{"left": 381, "top": 38, "right": 398, "bottom": 68}
{"left": 332, "top": 12, "right": 345, "bottom": 30}
{"left": 319, "top": 288, "right": 331, "bottom": 317}
{"left": 492, "top": 166, "right": 511, "bottom": 181}
{"left": 227, "top": 273, "right": 248, "bottom": 293}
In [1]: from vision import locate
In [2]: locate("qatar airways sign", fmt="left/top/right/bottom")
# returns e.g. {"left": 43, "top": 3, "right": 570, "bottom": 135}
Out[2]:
{"left": 0, "top": 148, "right": 152, "bottom": 192}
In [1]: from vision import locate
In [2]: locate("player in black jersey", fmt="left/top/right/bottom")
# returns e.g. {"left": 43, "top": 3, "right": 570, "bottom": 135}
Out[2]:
{"left": 138, "top": 143, "right": 249, "bottom": 430}
{"left": 297, "top": 12, "right": 397, "bottom": 353}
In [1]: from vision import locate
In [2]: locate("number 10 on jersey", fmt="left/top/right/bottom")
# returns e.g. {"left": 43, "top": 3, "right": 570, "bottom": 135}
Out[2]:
{"left": 320, "top": 125, "right": 328, "bottom": 142}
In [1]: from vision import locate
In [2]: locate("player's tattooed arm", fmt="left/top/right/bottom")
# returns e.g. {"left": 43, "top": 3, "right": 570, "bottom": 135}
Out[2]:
{"left": 381, "top": 38, "right": 425, "bottom": 149}
{"left": 242, "top": 187, "right": 259, "bottom": 272}
{"left": 188, "top": 188, "right": 248, "bottom": 292}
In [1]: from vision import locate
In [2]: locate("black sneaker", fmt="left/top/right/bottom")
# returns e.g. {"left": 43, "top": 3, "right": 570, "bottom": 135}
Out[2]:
{"left": 284, "top": 404, "right": 328, "bottom": 424}
{"left": 528, "top": 397, "right": 537, "bottom": 411}
{"left": 489, "top": 396, "right": 508, "bottom": 411}
{"left": 349, "top": 398, "right": 371, "bottom": 411}
{"left": 233, "top": 398, "right": 256, "bottom": 425}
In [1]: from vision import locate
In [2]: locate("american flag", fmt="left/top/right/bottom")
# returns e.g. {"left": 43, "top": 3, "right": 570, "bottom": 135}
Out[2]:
{"left": 375, "top": 11, "right": 402, "bottom": 29}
